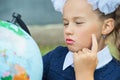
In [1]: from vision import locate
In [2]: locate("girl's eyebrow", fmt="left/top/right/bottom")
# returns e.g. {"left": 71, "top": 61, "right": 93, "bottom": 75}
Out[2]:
{"left": 63, "top": 18, "right": 69, "bottom": 22}
{"left": 63, "top": 17, "right": 67, "bottom": 20}
{"left": 63, "top": 16, "right": 86, "bottom": 20}
{"left": 73, "top": 16, "right": 85, "bottom": 20}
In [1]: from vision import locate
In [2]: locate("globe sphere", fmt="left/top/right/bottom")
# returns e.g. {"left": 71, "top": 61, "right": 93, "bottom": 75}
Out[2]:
{"left": 0, "top": 20, "right": 43, "bottom": 80}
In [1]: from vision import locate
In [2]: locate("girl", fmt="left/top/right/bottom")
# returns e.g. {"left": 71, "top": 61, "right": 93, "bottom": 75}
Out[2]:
{"left": 42, "top": 0, "right": 120, "bottom": 80}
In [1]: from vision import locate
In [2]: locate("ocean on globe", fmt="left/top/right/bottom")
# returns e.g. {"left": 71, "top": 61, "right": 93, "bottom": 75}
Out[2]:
{"left": 0, "top": 20, "right": 43, "bottom": 80}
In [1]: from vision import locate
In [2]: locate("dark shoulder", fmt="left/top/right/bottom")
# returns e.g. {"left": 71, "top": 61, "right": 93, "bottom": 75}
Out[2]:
{"left": 43, "top": 46, "right": 68, "bottom": 59}
{"left": 50, "top": 46, "right": 68, "bottom": 54}
{"left": 42, "top": 46, "right": 68, "bottom": 66}
{"left": 42, "top": 46, "right": 69, "bottom": 80}
{"left": 95, "top": 58, "right": 120, "bottom": 80}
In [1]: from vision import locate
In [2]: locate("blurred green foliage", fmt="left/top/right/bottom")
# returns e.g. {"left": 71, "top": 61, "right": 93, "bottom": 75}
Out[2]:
{"left": 39, "top": 45, "right": 57, "bottom": 56}
{"left": 39, "top": 44, "right": 66, "bottom": 56}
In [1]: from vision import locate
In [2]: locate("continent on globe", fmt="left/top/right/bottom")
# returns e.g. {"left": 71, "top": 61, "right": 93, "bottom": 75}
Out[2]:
{"left": 13, "top": 64, "right": 29, "bottom": 80}
{"left": 0, "top": 64, "right": 29, "bottom": 80}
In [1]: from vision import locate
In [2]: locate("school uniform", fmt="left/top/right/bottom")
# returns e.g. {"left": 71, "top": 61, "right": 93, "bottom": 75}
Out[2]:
{"left": 42, "top": 46, "right": 120, "bottom": 80}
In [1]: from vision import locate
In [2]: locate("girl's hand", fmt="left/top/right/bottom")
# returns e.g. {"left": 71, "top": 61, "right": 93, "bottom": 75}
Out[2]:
{"left": 73, "top": 34, "right": 98, "bottom": 80}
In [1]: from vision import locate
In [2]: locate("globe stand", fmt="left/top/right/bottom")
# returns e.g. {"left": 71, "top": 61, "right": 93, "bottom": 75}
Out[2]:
{"left": 8, "top": 12, "right": 31, "bottom": 35}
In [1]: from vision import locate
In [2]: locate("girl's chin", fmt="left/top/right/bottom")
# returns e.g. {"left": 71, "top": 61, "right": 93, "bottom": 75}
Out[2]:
{"left": 67, "top": 46, "right": 80, "bottom": 52}
{"left": 67, "top": 45, "right": 91, "bottom": 52}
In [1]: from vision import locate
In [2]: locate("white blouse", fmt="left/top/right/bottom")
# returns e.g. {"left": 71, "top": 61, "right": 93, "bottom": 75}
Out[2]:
{"left": 63, "top": 46, "right": 113, "bottom": 70}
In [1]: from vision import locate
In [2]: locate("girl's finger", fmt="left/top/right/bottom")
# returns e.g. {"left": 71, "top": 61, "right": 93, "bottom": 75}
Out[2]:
{"left": 91, "top": 34, "right": 98, "bottom": 53}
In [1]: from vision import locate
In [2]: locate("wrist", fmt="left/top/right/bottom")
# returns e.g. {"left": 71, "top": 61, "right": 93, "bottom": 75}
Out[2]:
{"left": 75, "top": 71, "right": 94, "bottom": 80}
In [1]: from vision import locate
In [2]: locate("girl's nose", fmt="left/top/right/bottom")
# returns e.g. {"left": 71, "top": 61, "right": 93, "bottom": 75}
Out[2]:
{"left": 64, "top": 24, "right": 74, "bottom": 35}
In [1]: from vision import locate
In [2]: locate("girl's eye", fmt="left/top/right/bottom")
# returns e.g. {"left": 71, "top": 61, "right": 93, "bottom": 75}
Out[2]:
{"left": 76, "top": 22, "right": 84, "bottom": 24}
{"left": 63, "top": 23, "right": 69, "bottom": 26}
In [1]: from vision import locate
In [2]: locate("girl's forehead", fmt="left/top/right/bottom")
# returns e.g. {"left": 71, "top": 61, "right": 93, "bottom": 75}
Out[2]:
{"left": 63, "top": 0, "right": 94, "bottom": 16}
{"left": 63, "top": 0, "right": 100, "bottom": 22}
{"left": 64, "top": 0, "right": 93, "bottom": 11}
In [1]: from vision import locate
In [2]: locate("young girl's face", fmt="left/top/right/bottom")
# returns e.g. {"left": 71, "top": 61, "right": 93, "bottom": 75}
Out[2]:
{"left": 63, "top": 0, "right": 103, "bottom": 52}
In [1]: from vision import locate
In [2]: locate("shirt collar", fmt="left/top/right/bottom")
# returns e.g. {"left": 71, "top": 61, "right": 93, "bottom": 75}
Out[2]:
{"left": 63, "top": 46, "right": 113, "bottom": 70}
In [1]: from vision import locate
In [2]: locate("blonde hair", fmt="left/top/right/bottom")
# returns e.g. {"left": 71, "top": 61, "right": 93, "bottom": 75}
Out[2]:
{"left": 99, "top": 6, "right": 120, "bottom": 60}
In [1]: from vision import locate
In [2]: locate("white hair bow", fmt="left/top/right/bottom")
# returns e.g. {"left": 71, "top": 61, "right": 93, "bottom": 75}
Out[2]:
{"left": 51, "top": 0, "right": 66, "bottom": 13}
{"left": 88, "top": 0, "right": 120, "bottom": 15}
{"left": 51, "top": 0, "right": 120, "bottom": 15}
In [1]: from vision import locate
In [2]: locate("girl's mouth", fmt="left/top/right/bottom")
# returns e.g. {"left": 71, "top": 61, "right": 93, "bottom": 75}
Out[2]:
{"left": 66, "top": 39, "right": 75, "bottom": 44}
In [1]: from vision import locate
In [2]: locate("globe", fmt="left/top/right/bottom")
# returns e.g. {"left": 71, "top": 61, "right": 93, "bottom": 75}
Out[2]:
{"left": 0, "top": 20, "right": 43, "bottom": 80}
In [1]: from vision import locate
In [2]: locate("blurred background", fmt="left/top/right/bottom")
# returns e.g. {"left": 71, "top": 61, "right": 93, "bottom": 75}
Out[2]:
{"left": 0, "top": 0, "right": 65, "bottom": 55}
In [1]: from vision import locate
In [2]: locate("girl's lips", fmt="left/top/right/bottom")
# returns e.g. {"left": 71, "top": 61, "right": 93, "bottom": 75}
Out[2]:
{"left": 66, "top": 39, "right": 74, "bottom": 44}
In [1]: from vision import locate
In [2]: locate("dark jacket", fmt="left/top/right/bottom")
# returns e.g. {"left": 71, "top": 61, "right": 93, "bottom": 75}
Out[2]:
{"left": 42, "top": 46, "right": 120, "bottom": 80}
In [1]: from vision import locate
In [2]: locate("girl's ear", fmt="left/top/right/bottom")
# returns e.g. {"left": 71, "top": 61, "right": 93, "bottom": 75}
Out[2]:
{"left": 102, "top": 18, "right": 115, "bottom": 35}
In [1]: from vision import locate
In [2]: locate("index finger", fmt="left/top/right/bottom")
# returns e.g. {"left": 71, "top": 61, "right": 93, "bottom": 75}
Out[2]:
{"left": 91, "top": 34, "right": 98, "bottom": 53}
